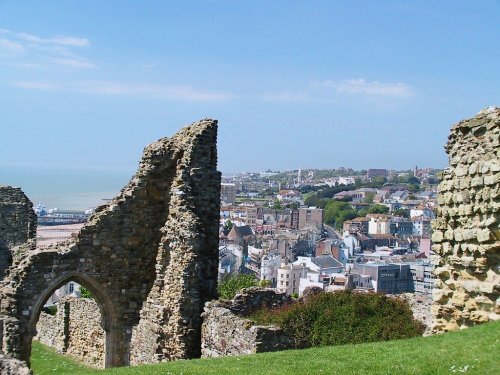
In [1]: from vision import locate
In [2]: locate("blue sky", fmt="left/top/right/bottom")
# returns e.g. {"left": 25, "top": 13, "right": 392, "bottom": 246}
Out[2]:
{"left": 0, "top": 1, "right": 499, "bottom": 208}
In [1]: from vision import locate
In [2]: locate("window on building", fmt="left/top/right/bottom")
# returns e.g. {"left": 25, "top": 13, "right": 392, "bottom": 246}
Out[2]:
{"left": 286, "top": 281, "right": 289, "bottom": 286}
{"left": 286, "top": 274, "right": 289, "bottom": 278}
{"left": 68, "top": 283, "right": 74, "bottom": 294}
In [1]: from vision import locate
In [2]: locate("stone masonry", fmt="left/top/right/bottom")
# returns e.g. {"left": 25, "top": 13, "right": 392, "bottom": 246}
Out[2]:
{"left": 0, "top": 119, "right": 221, "bottom": 368}
{"left": 35, "top": 296, "right": 105, "bottom": 368}
{"left": 432, "top": 107, "right": 500, "bottom": 332}
{"left": 201, "top": 288, "right": 292, "bottom": 357}
{"left": 0, "top": 186, "right": 37, "bottom": 278}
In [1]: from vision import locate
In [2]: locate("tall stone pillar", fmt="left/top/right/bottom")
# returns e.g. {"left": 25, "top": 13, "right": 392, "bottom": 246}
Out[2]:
{"left": 432, "top": 107, "right": 499, "bottom": 332}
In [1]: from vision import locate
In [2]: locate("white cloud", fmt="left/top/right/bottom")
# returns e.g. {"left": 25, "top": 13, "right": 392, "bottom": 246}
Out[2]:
{"left": 326, "top": 79, "right": 414, "bottom": 98}
{"left": 11, "top": 80, "right": 233, "bottom": 102}
{"left": 0, "top": 38, "right": 24, "bottom": 53}
{"left": 76, "top": 81, "right": 232, "bottom": 101}
{"left": 263, "top": 78, "right": 415, "bottom": 102}
{"left": 15, "top": 32, "right": 90, "bottom": 47}
{"left": 12, "top": 81, "right": 61, "bottom": 90}
{"left": 50, "top": 57, "right": 98, "bottom": 69}
{"left": 0, "top": 29, "right": 95, "bottom": 69}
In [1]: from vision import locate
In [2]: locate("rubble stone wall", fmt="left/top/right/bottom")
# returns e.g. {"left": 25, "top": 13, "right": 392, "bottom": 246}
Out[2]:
{"left": 34, "top": 311, "right": 65, "bottom": 352}
{"left": 0, "top": 119, "right": 221, "bottom": 368}
{"left": 66, "top": 297, "right": 105, "bottom": 367}
{"left": 201, "top": 288, "right": 292, "bottom": 357}
{"left": 432, "top": 107, "right": 500, "bottom": 332}
{"left": 0, "top": 353, "right": 31, "bottom": 375}
{"left": 35, "top": 297, "right": 105, "bottom": 368}
{"left": 0, "top": 186, "right": 36, "bottom": 278}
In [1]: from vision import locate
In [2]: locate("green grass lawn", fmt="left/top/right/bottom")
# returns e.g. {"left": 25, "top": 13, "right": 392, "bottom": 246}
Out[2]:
{"left": 32, "top": 320, "right": 500, "bottom": 375}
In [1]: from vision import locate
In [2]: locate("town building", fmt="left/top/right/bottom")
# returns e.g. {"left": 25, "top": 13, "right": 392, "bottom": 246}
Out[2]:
{"left": 260, "top": 251, "right": 282, "bottom": 287}
{"left": 298, "top": 207, "right": 323, "bottom": 230}
{"left": 367, "top": 169, "right": 388, "bottom": 179}
{"left": 390, "top": 217, "right": 413, "bottom": 236}
{"left": 343, "top": 216, "right": 369, "bottom": 234}
{"left": 409, "top": 260, "right": 436, "bottom": 297}
{"left": 221, "top": 183, "right": 237, "bottom": 205}
{"left": 411, "top": 216, "right": 432, "bottom": 237}
{"left": 277, "top": 263, "right": 310, "bottom": 295}
{"left": 351, "top": 263, "right": 412, "bottom": 294}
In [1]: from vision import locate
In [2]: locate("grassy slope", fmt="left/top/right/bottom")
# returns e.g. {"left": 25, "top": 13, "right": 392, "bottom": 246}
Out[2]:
{"left": 32, "top": 320, "right": 500, "bottom": 375}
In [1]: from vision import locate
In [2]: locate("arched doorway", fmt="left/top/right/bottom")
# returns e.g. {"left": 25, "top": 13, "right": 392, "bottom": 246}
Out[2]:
{"left": 26, "top": 272, "right": 122, "bottom": 368}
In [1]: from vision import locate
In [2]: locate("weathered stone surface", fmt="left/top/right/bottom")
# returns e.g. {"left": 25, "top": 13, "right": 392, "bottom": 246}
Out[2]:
{"left": 35, "top": 296, "right": 105, "bottom": 368}
{"left": 432, "top": 107, "right": 500, "bottom": 333}
{"left": 201, "top": 288, "right": 292, "bottom": 357}
{"left": 0, "top": 119, "right": 221, "bottom": 368}
{"left": 0, "top": 353, "right": 31, "bottom": 375}
{"left": 0, "top": 186, "right": 36, "bottom": 278}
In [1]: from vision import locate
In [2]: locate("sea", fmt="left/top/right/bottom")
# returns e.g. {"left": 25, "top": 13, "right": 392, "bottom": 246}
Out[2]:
{"left": 0, "top": 166, "right": 135, "bottom": 210}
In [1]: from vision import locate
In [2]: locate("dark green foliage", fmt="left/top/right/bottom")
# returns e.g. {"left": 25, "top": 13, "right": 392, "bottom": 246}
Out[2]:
{"left": 358, "top": 204, "right": 389, "bottom": 217}
{"left": 42, "top": 305, "right": 57, "bottom": 315}
{"left": 323, "top": 201, "right": 357, "bottom": 229}
{"left": 272, "top": 199, "right": 283, "bottom": 209}
{"left": 217, "top": 274, "right": 258, "bottom": 300}
{"left": 222, "top": 220, "right": 234, "bottom": 235}
{"left": 251, "top": 291, "right": 424, "bottom": 349}
{"left": 304, "top": 185, "right": 356, "bottom": 207}
{"left": 393, "top": 208, "right": 410, "bottom": 218}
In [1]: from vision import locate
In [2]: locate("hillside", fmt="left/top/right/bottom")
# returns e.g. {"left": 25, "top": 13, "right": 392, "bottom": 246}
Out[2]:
{"left": 32, "top": 320, "right": 500, "bottom": 375}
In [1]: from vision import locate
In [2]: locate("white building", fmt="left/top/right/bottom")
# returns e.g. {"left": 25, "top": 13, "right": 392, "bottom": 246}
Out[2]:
{"left": 294, "top": 255, "right": 344, "bottom": 276}
{"left": 260, "top": 251, "right": 282, "bottom": 287}
{"left": 368, "top": 215, "right": 392, "bottom": 235}
{"left": 277, "top": 263, "right": 310, "bottom": 295}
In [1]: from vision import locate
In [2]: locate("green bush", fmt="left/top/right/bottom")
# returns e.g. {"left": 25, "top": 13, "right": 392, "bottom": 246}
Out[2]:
{"left": 218, "top": 274, "right": 258, "bottom": 300}
{"left": 42, "top": 305, "right": 57, "bottom": 316}
{"left": 251, "top": 291, "right": 424, "bottom": 348}
{"left": 80, "top": 286, "right": 93, "bottom": 299}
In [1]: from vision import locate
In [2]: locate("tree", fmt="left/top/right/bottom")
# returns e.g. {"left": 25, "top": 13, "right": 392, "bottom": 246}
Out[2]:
{"left": 363, "top": 192, "right": 375, "bottom": 204}
{"left": 218, "top": 274, "right": 258, "bottom": 300}
{"left": 323, "top": 201, "right": 357, "bottom": 229}
{"left": 223, "top": 220, "right": 234, "bottom": 235}
{"left": 393, "top": 208, "right": 410, "bottom": 218}
{"left": 80, "top": 286, "right": 93, "bottom": 299}
{"left": 272, "top": 199, "right": 283, "bottom": 210}
{"left": 358, "top": 204, "right": 389, "bottom": 217}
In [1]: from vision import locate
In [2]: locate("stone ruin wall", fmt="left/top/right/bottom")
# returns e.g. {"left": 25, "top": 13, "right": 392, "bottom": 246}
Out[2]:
{"left": 34, "top": 310, "right": 65, "bottom": 353}
{"left": 0, "top": 186, "right": 37, "bottom": 278}
{"left": 0, "top": 119, "right": 221, "bottom": 368}
{"left": 0, "top": 353, "right": 31, "bottom": 375}
{"left": 35, "top": 296, "right": 105, "bottom": 368}
{"left": 201, "top": 288, "right": 293, "bottom": 357}
{"left": 432, "top": 107, "right": 500, "bottom": 331}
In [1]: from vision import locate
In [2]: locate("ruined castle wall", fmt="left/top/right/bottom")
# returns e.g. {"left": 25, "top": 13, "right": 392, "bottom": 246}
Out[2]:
{"left": 0, "top": 119, "right": 220, "bottom": 368}
{"left": 35, "top": 311, "right": 65, "bottom": 352}
{"left": 201, "top": 289, "right": 292, "bottom": 357}
{"left": 129, "top": 121, "right": 221, "bottom": 364}
{"left": 35, "top": 297, "right": 104, "bottom": 367}
{"left": 0, "top": 186, "right": 36, "bottom": 278}
{"left": 66, "top": 298, "right": 105, "bottom": 367}
{"left": 0, "top": 353, "right": 31, "bottom": 375}
{"left": 432, "top": 107, "right": 500, "bottom": 332}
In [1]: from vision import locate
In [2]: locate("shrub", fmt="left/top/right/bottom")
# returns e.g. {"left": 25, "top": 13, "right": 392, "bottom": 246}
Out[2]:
{"left": 251, "top": 291, "right": 424, "bottom": 348}
{"left": 217, "top": 274, "right": 258, "bottom": 300}
{"left": 80, "top": 286, "right": 93, "bottom": 299}
{"left": 42, "top": 305, "right": 57, "bottom": 315}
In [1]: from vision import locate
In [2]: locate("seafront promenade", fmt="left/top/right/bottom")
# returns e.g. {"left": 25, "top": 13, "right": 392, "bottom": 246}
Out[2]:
{"left": 36, "top": 223, "right": 85, "bottom": 247}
